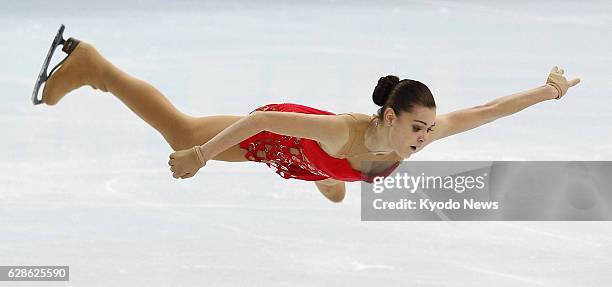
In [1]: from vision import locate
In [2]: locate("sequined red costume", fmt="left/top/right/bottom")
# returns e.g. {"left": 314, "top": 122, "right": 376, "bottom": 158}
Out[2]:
{"left": 238, "top": 103, "right": 400, "bottom": 183}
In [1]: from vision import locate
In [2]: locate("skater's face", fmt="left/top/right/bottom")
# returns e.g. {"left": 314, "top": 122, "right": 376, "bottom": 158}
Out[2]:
{"left": 383, "top": 105, "right": 436, "bottom": 158}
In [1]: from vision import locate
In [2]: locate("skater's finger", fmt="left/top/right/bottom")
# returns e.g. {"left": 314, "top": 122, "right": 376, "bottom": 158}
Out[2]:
{"left": 569, "top": 77, "right": 581, "bottom": 87}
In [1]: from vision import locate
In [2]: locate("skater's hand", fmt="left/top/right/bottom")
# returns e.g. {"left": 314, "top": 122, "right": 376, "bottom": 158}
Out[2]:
{"left": 168, "top": 146, "right": 207, "bottom": 179}
{"left": 546, "top": 66, "right": 581, "bottom": 99}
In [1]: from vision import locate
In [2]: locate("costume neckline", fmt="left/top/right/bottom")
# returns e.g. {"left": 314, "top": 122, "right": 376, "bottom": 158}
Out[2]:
{"left": 313, "top": 140, "right": 400, "bottom": 179}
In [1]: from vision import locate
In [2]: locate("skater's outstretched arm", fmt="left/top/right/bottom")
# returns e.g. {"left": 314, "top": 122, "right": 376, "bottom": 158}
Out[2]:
{"left": 168, "top": 112, "right": 351, "bottom": 179}
{"left": 417, "top": 66, "right": 581, "bottom": 151}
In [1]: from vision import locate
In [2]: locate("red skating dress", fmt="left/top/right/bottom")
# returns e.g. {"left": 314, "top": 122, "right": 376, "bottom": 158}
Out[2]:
{"left": 238, "top": 103, "right": 400, "bottom": 183}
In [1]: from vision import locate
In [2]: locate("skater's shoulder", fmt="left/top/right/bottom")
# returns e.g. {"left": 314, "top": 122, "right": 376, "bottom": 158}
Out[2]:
{"left": 335, "top": 112, "right": 374, "bottom": 124}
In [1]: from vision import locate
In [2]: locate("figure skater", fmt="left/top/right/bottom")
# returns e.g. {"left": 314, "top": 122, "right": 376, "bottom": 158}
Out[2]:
{"left": 32, "top": 25, "right": 581, "bottom": 203}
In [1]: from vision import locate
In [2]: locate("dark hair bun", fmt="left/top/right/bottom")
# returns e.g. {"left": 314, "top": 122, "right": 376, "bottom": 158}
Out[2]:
{"left": 372, "top": 75, "right": 400, "bottom": 106}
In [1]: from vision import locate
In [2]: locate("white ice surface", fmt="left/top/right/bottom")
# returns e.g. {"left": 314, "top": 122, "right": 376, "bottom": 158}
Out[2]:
{"left": 1, "top": 1, "right": 612, "bottom": 286}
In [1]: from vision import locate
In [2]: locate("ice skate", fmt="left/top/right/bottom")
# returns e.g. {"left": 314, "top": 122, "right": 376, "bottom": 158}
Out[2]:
{"left": 31, "top": 24, "right": 109, "bottom": 106}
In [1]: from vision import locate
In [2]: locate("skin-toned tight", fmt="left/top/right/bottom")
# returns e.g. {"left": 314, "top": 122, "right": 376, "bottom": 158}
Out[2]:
{"left": 101, "top": 63, "right": 249, "bottom": 162}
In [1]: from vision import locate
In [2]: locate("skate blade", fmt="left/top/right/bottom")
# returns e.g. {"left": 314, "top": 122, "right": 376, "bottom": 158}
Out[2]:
{"left": 31, "top": 24, "right": 66, "bottom": 105}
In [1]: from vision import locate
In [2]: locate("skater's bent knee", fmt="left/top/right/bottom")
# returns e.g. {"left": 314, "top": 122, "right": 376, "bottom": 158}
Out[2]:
{"left": 315, "top": 180, "right": 346, "bottom": 203}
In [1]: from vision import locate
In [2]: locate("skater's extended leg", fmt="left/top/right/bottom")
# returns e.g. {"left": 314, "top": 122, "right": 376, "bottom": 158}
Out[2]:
{"left": 42, "top": 41, "right": 194, "bottom": 148}
{"left": 103, "top": 66, "right": 196, "bottom": 149}
{"left": 42, "top": 39, "right": 249, "bottom": 161}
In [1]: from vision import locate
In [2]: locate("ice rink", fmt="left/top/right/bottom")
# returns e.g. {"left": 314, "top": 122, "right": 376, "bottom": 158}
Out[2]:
{"left": 2, "top": 0, "right": 612, "bottom": 286}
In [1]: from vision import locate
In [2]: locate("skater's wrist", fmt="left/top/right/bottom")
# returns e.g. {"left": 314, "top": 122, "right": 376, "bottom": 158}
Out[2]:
{"left": 543, "top": 84, "right": 561, "bottom": 100}
{"left": 192, "top": 145, "right": 208, "bottom": 167}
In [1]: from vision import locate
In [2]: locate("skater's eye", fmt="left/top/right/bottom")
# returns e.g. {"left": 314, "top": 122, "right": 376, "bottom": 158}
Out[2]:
{"left": 413, "top": 125, "right": 433, "bottom": 133}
